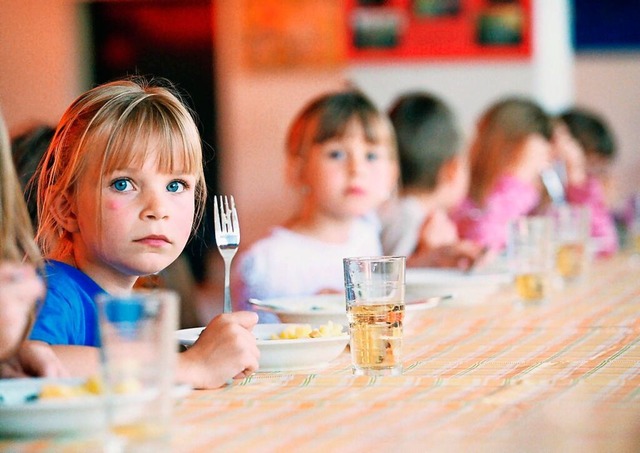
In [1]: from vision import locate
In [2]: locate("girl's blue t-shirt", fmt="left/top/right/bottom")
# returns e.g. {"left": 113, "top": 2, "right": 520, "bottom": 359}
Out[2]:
{"left": 29, "top": 260, "right": 105, "bottom": 347}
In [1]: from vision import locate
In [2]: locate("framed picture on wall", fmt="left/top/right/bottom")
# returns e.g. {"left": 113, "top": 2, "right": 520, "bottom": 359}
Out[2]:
{"left": 476, "top": 1, "right": 525, "bottom": 46}
{"left": 346, "top": 0, "right": 531, "bottom": 61}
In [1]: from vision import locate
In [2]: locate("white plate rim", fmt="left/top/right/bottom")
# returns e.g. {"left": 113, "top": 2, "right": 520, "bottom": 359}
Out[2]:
{"left": 0, "top": 377, "right": 190, "bottom": 437}
{"left": 176, "top": 325, "right": 349, "bottom": 347}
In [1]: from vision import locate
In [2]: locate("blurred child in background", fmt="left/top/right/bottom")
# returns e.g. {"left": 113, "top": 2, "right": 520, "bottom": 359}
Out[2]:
{"left": 552, "top": 107, "right": 619, "bottom": 256}
{"left": 11, "top": 125, "right": 55, "bottom": 226}
{"left": 381, "top": 91, "right": 484, "bottom": 269}
{"left": 27, "top": 78, "right": 259, "bottom": 388}
{"left": 0, "top": 111, "right": 65, "bottom": 378}
{"left": 232, "top": 90, "right": 398, "bottom": 314}
{"left": 452, "top": 97, "right": 553, "bottom": 251}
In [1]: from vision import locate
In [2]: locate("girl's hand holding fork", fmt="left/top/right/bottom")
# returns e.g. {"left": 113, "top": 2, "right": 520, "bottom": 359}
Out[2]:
{"left": 177, "top": 311, "right": 260, "bottom": 389}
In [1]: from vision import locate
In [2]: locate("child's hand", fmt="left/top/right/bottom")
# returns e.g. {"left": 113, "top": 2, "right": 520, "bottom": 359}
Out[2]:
{"left": 0, "top": 340, "right": 69, "bottom": 378}
{"left": 553, "top": 124, "right": 587, "bottom": 186}
{"left": 408, "top": 240, "right": 487, "bottom": 271}
{"left": 418, "top": 210, "right": 458, "bottom": 250}
{"left": 0, "top": 262, "right": 45, "bottom": 360}
{"left": 177, "top": 311, "right": 260, "bottom": 389}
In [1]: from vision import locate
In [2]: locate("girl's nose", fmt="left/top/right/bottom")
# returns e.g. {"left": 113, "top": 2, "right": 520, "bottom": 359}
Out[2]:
{"left": 348, "top": 153, "right": 365, "bottom": 175}
{"left": 141, "top": 190, "right": 169, "bottom": 220}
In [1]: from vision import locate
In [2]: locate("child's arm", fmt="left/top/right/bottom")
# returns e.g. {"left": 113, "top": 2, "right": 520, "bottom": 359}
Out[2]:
{"left": 408, "top": 240, "right": 486, "bottom": 270}
{"left": 24, "top": 314, "right": 260, "bottom": 389}
{"left": 49, "top": 343, "right": 100, "bottom": 377}
{"left": 0, "top": 340, "right": 69, "bottom": 378}
{"left": 176, "top": 311, "right": 259, "bottom": 389}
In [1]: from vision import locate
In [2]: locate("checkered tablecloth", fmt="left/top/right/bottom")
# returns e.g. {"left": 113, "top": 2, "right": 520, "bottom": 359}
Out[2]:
{"left": 4, "top": 254, "right": 640, "bottom": 452}
{"left": 170, "top": 254, "right": 640, "bottom": 452}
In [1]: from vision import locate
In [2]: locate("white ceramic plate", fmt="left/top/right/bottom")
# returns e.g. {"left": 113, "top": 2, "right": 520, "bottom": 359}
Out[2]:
{"left": 0, "top": 378, "right": 190, "bottom": 438}
{"left": 405, "top": 268, "right": 512, "bottom": 304}
{"left": 248, "top": 294, "right": 348, "bottom": 326}
{"left": 247, "top": 293, "right": 444, "bottom": 325}
{"left": 176, "top": 323, "right": 349, "bottom": 372}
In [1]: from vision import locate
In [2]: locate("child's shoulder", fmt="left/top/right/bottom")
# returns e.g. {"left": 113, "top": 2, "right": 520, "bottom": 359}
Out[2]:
{"left": 44, "top": 260, "right": 105, "bottom": 300}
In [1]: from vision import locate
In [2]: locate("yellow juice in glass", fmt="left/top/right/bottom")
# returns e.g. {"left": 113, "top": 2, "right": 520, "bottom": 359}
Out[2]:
{"left": 555, "top": 241, "right": 585, "bottom": 280}
{"left": 347, "top": 302, "right": 403, "bottom": 375}
{"left": 515, "top": 273, "right": 545, "bottom": 302}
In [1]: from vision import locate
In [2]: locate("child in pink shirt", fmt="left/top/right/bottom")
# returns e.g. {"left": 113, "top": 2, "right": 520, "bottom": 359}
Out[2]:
{"left": 452, "top": 97, "right": 553, "bottom": 251}
{"left": 553, "top": 108, "right": 619, "bottom": 256}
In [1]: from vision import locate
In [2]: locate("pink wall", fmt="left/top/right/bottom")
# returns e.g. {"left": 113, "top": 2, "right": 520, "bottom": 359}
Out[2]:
{"left": 0, "top": 0, "right": 85, "bottom": 135}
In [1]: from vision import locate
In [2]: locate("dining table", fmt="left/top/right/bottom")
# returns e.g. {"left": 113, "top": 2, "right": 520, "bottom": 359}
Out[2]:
{"left": 3, "top": 252, "right": 640, "bottom": 452}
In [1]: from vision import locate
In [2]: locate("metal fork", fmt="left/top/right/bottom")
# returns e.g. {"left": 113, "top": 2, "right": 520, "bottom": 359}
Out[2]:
{"left": 213, "top": 195, "right": 240, "bottom": 314}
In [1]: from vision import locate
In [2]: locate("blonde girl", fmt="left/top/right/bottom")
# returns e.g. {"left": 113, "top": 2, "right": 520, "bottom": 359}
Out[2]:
{"left": 452, "top": 96, "right": 553, "bottom": 250}
{"left": 0, "top": 109, "right": 64, "bottom": 377}
{"left": 28, "top": 78, "right": 258, "bottom": 388}
{"left": 233, "top": 90, "right": 398, "bottom": 313}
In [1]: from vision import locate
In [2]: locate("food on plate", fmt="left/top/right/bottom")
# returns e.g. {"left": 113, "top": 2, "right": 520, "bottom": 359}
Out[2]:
{"left": 39, "top": 375, "right": 103, "bottom": 400}
{"left": 270, "top": 321, "right": 345, "bottom": 340}
{"left": 37, "top": 375, "right": 142, "bottom": 401}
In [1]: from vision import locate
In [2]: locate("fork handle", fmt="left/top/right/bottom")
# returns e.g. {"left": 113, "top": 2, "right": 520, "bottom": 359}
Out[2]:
{"left": 223, "top": 286, "right": 232, "bottom": 314}
{"left": 223, "top": 261, "right": 232, "bottom": 314}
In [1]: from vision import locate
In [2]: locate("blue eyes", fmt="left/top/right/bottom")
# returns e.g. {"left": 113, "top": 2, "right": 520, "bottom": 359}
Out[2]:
{"left": 328, "top": 150, "right": 346, "bottom": 160}
{"left": 326, "top": 149, "right": 380, "bottom": 161}
{"left": 110, "top": 178, "right": 187, "bottom": 193}
{"left": 112, "top": 179, "right": 133, "bottom": 192}
{"left": 167, "top": 181, "right": 185, "bottom": 193}
{"left": 365, "top": 152, "right": 379, "bottom": 162}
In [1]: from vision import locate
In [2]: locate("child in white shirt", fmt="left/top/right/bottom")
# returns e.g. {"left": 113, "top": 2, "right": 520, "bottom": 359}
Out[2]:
{"left": 233, "top": 90, "right": 399, "bottom": 314}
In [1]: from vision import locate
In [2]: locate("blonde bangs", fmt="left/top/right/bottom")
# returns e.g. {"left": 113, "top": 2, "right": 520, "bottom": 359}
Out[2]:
{"left": 99, "top": 98, "right": 203, "bottom": 178}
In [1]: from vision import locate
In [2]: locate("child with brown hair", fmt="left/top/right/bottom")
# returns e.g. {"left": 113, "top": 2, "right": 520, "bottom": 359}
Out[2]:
{"left": 452, "top": 96, "right": 554, "bottom": 251}
{"left": 552, "top": 107, "right": 619, "bottom": 256}
{"left": 233, "top": 89, "right": 399, "bottom": 312}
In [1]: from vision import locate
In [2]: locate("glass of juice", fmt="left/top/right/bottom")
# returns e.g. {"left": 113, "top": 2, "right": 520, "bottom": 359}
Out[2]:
{"left": 507, "top": 216, "right": 552, "bottom": 304}
{"left": 549, "top": 205, "right": 591, "bottom": 284}
{"left": 343, "top": 256, "right": 405, "bottom": 376}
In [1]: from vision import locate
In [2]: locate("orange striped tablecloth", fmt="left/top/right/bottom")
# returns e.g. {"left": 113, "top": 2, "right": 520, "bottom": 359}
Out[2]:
{"left": 3, "top": 254, "right": 640, "bottom": 452}
{"left": 170, "top": 253, "right": 640, "bottom": 452}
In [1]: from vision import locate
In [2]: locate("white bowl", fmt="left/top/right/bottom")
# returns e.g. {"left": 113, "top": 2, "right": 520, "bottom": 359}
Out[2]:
{"left": 0, "top": 378, "right": 190, "bottom": 438}
{"left": 176, "top": 323, "right": 349, "bottom": 372}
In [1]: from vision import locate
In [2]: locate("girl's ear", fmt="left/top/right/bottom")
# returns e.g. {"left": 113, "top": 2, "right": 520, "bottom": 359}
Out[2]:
{"left": 51, "top": 190, "right": 79, "bottom": 234}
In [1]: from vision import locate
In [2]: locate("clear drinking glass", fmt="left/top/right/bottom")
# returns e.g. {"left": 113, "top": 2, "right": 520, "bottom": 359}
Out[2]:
{"left": 96, "top": 289, "right": 178, "bottom": 451}
{"left": 549, "top": 204, "right": 591, "bottom": 284}
{"left": 343, "top": 256, "right": 405, "bottom": 376}
{"left": 508, "top": 216, "right": 553, "bottom": 304}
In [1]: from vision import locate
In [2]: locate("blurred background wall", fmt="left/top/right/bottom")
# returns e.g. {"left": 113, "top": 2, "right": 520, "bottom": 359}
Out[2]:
{"left": 1, "top": 0, "right": 638, "bottom": 282}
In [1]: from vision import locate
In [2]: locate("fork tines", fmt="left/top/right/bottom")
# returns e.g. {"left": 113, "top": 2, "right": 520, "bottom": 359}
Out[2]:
{"left": 214, "top": 195, "right": 240, "bottom": 240}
